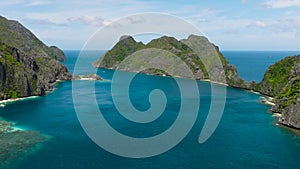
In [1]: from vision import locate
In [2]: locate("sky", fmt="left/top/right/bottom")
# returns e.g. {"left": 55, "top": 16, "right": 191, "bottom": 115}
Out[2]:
{"left": 1, "top": 0, "right": 300, "bottom": 50}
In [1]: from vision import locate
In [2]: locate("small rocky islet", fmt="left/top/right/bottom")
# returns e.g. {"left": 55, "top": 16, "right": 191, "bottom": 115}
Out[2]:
{"left": 94, "top": 35, "right": 300, "bottom": 130}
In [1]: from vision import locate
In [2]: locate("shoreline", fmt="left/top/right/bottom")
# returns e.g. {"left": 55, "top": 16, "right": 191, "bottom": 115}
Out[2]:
{"left": 0, "top": 95, "right": 40, "bottom": 106}
{"left": 259, "top": 96, "right": 276, "bottom": 106}
{"left": 2, "top": 71, "right": 298, "bottom": 135}
{"left": 0, "top": 76, "right": 106, "bottom": 106}
{"left": 100, "top": 69, "right": 292, "bottom": 132}
{"left": 0, "top": 79, "right": 67, "bottom": 106}
{"left": 200, "top": 79, "right": 229, "bottom": 86}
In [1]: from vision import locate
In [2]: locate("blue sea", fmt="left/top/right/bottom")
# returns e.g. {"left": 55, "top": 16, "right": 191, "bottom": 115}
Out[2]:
{"left": 1, "top": 50, "right": 300, "bottom": 169}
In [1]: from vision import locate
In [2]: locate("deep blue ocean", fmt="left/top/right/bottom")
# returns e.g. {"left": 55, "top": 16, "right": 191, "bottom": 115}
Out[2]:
{"left": 1, "top": 50, "right": 300, "bottom": 169}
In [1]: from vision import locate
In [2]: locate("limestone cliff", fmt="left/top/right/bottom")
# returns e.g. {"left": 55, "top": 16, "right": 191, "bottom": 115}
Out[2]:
{"left": 0, "top": 43, "right": 71, "bottom": 100}
{"left": 93, "top": 34, "right": 252, "bottom": 89}
{"left": 256, "top": 56, "right": 300, "bottom": 129}
{"left": 0, "top": 16, "right": 66, "bottom": 61}
{"left": 0, "top": 16, "right": 71, "bottom": 100}
{"left": 93, "top": 34, "right": 300, "bottom": 130}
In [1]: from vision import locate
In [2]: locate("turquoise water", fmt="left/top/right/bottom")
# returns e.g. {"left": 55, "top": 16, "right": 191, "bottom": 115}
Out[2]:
{"left": 0, "top": 51, "right": 300, "bottom": 168}
{"left": 222, "top": 51, "right": 300, "bottom": 82}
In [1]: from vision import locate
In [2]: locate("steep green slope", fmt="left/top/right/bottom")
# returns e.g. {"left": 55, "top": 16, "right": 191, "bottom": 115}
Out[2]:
{"left": 146, "top": 35, "right": 209, "bottom": 78}
{"left": 0, "top": 16, "right": 71, "bottom": 164}
{"left": 94, "top": 35, "right": 145, "bottom": 68}
{"left": 93, "top": 34, "right": 252, "bottom": 88}
{"left": 255, "top": 56, "right": 300, "bottom": 96}
{"left": 0, "top": 42, "right": 71, "bottom": 100}
{"left": 0, "top": 16, "right": 66, "bottom": 61}
{"left": 0, "top": 16, "right": 71, "bottom": 100}
{"left": 256, "top": 55, "right": 300, "bottom": 129}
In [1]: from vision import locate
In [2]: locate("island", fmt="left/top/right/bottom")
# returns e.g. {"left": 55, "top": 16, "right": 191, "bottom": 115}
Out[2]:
{"left": 255, "top": 56, "right": 300, "bottom": 129}
{"left": 0, "top": 16, "right": 71, "bottom": 165}
{"left": 93, "top": 34, "right": 300, "bottom": 130}
{"left": 0, "top": 16, "right": 72, "bottom": 100}
{"left": 93, "top": 35, "right": 254, "bottom": 89}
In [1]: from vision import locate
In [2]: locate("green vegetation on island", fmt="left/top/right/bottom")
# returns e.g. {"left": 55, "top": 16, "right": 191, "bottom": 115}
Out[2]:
{"left": 0, "top": 42, "right": 71, "bottom": 100}
{"left": 256, "top": 56, "right": 300, "bottom": 129}
{"left": 93, "top": 34, "right": 300, "bottom": 130}
{"left": 0, "top": 16, "right": 66, "bottom": 61}
{"left": 0, "top": 16, "right": 72, "bottom": 101}
{"left": 0, "top": 15, "right": 72, "bottom": 165}
{"left": 93, "top": 34, "right": 253, "bottom": 89}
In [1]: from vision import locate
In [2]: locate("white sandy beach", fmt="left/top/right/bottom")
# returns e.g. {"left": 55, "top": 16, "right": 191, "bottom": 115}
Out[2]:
{"left": 0, "top": 96, "right": 39, "bottom": 105}
{"left": 201, "top": 79, "right": 229, "bottom": 86}
{"left": 259, "top": 96, "right": 276, "bottom": 106}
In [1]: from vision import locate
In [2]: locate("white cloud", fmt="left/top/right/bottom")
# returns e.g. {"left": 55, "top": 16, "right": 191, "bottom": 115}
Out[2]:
{"left": 247, "top": 21, "right": 267, "bottom": 28}
{"left": 2, "top": 0, "right": 300, "bottom": 50}
{"left": 68, "top": 15, "right": 104, "bottom": 27}
{"left": 27, "top": 0, "right": 52, "bottom": 6}
{"left": 255, "top": 21, "right": 267, "bottom": 28}
{"left": 262, "top": 0, "right": 300, "bottom": 8}
{"left": 103, "top": 20, "right": 112, "bottom": 26}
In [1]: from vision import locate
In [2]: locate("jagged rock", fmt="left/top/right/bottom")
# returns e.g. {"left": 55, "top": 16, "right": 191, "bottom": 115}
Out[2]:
{"left": 278, "top": 100, "right": 300, "bottom": 129}
{"left": 93, "top": 34, "right": 300, "bottom": 130}
{"left": 256, "top": 55, "right": 300, "bottom": 129}
{"left": 0, "top": 43, "right": 71, "bottom": 100}
{"left": 0, "top": 16, "right": 72, "bottom": 100}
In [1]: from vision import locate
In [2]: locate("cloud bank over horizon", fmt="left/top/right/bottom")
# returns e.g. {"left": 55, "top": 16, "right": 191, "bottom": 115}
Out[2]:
{"left": 1, "top": 0, "right": 300, "bottom": 50}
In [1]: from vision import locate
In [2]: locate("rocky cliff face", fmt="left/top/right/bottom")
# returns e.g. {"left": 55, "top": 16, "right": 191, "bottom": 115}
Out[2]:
{"left": 0, "top": 16, "right": 66, "bottom": 61}
{"left": 256, "top": 56, "right": 300, "bottom": 129}
{"left": 93, "top": 34, "right": 300, "bottom": 129}
{"left": 0, "top": 16, "right": 72, "bottom": 100}
{"left": 0, "top": 43, "right": 71, "bottom": 100}
{"left": 93, "top": 34, "right": 252, "bottom": 88}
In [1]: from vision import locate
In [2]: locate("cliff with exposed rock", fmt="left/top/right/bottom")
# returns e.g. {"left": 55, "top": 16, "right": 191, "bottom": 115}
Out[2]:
{"left": 93, "top": 34, "right": 253, "bottom": 89}
{"left": 0, "top": 16, "right": 66, "bottom": 61}
{"left": 0, "top": 16, "right": 71, "bottom": 100}
{"left": 256, "top": 55, "right": 300, "bottom": 129}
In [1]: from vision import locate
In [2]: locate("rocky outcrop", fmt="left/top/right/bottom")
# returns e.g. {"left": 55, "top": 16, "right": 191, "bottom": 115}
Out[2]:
{"left": 0, "top": 16, "right": 72, "bottom": 100}
{"left": 0, "top": 43, "right": 71, "bottom": 100}
{"left": 0, "top": 16, "right": 71, "bottom": 165}
{"left": 278, "top": 100, "right": 300, "bottom": 129}
{"left": 0, "top": 16, "right": 66, "bottom": 61}
{"left": 93, "top": 34, "right": 252, "bottom": 89}
{"left": 93, "top": 34, "right": 300, "bottom": 130}
{"left": 256, "top": 55, "right": 300, "bottom": 129}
